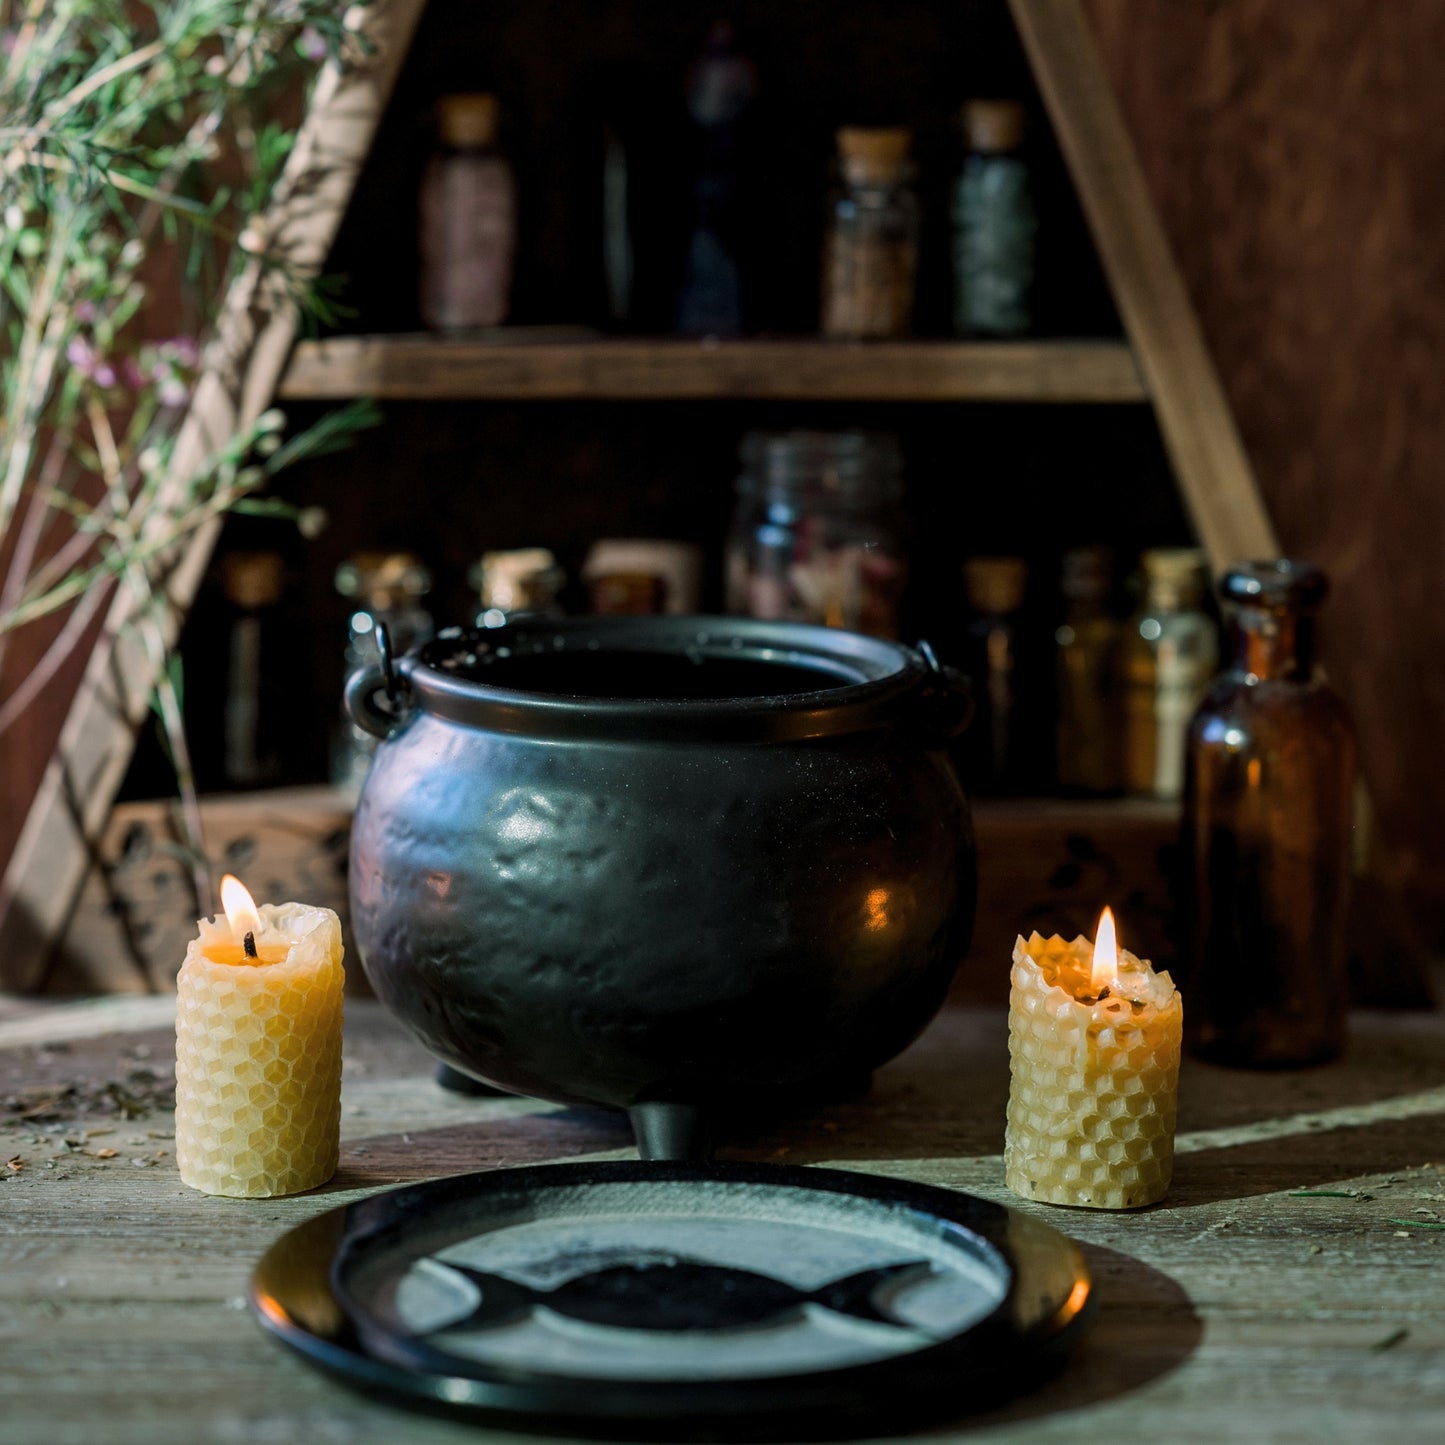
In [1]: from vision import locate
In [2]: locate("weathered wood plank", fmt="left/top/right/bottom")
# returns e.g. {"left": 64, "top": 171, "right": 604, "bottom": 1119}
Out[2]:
{"left": 279, "top": 335, "right": 1149, "bottom": 403}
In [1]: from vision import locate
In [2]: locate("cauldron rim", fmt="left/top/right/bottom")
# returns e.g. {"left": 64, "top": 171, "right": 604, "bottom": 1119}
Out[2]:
{"left": 396, "top": 615, "right": 946, "bottom": 743}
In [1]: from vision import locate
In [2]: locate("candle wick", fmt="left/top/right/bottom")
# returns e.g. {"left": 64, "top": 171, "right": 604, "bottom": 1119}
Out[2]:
{"left": 243, "top": 931, "right": 257, "bottom": 959}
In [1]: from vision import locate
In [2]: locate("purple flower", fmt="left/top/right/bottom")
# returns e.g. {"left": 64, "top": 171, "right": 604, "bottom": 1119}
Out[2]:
{"left": 73, "top": 300, "right": 97, "bottom": 324}
{"left": 298, "top": 26, "right": 328, "bottom": 62}
{"left": 158, "top": 377, "right": 189, "bottom": 408}
{"left": 165, "top": 336, "right": 200, "bottom": 369}
{"left": 66, "top": 336, "right": 94, "bottom": 371}
{"left": 121, "top": 357, "right": 146, "bottom": 389}
{"left": 92, "top": 362, "right": 117, "bottom": 389}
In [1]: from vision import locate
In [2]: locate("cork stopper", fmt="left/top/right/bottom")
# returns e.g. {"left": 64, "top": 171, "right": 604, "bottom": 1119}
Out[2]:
{"left": 1141, "top": 547, "right": 1208, "bottom": 608}
{"left": 221, "top": 551, "right": 283, "bottom": 610}
{"left": 962, "top": 99, "right": 1025, "bottom": 153}
{"left": 964, "top": 556, "right": 1028, "bottom": 615}
{"left": 470, "top": 547, "right": 564, "bottom": 613}
{"left": 836, "top": 125, "right": 912, "bottom": 185}
{"left": 334, "top": 552, "right": 432, "bottom": 610}
{"left": 437, "top": 93, "right": 500, "bottom": 148}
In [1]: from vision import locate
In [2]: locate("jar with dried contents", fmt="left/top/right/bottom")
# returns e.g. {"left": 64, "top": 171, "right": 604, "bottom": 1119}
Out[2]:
{"left": 726, "top": 431, "right": 906, "bottom": 639}
{"left": 820, "top": 127, "right": 918, "bottom": 340}
{"left": 419, "top": 94, "right": 516, "bottom": 330}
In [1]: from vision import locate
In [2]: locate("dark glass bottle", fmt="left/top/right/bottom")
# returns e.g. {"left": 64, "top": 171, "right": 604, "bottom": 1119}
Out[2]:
{"left": 952, "top": 99, "right": 1035, "bottom": 337}
{"left": 419, "top": 94, "right": 516, "bottom": 331}
{"left": 674, "top": 20, "right": 759, "bottom": 337}
{"left": 1055, "top": 545, "right": 1121, "bottom": 794}
{"left": 1182, "top": 560, "right": 1357, "bottom": 1066}
{"left": 961, "top": 556, "right": 1028, "bottom": 793}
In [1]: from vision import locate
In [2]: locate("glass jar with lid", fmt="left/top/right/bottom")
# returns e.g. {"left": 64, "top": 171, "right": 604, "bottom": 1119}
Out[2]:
{"left": 725, "top": 430, "right": 906, "bottom": 639}
{"left": 469, "top": 548, "right": 566, "bottom": 628}
{"left": 820, "top": 127, "right": 919, "bottom": 340}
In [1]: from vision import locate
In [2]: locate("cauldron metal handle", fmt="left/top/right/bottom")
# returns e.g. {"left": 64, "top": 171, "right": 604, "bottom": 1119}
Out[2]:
{"left": 343, "top": 621, "right": 412, "bottom": 740}
{"left": 913, "top": 639, "right": 974, "bottom": 745}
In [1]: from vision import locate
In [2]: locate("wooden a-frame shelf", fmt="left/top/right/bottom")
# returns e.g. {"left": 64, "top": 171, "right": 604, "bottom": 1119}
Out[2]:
{"left": 278, "top": 334, "right": 1146, "bottom": 403}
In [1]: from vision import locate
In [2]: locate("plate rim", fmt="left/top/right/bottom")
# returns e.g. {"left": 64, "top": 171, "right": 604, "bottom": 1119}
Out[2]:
{"left": 251, "top": 1160, "right": 1093, "bottom": 1431}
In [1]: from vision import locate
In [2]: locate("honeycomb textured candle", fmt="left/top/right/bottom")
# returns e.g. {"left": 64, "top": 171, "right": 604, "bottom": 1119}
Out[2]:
{"left": 175, "top": 903, "right": 343, "bottom": 1198}
{"left": 1005, "top": 932, "right": 1182, "bottom": 1210}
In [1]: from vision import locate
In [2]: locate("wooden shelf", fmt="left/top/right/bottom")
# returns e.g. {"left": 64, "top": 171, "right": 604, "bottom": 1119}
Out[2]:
{"left": 278, "top": 334, "right": 1147, "bottom": 403}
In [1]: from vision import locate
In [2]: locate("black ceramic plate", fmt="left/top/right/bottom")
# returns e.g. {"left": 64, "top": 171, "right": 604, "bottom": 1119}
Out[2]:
{"left": 251, "top": 1161, "right": 1092, "bottom": 1437}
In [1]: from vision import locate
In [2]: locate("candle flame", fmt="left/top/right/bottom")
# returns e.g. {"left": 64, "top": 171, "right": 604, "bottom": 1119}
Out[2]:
{"left": 219, "top": 874, "right": 263, "bottom": 938}
{"left": 1091, "top": 906, "right": 1119, "bottom": 993}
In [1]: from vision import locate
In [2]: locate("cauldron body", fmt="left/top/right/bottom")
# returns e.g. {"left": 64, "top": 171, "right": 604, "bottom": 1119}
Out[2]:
{"left": 347, "top": 617, "right": 974, "bottom": 1155}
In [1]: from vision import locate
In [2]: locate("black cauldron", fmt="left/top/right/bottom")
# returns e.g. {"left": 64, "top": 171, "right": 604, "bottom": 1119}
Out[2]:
{"left": 345, "top": 616, "right": 974, "bottom": 1159}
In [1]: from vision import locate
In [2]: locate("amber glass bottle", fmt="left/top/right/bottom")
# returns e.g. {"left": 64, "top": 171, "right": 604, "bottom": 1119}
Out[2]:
{"left": 1055, "top": 545, "right": 1121, "bottom": 794}
{"left": 1182, "top": 561, "right": 1357, "bottom": 1066}
{"left": 1122, "top": 548, "right": 1218, "bottom": 800}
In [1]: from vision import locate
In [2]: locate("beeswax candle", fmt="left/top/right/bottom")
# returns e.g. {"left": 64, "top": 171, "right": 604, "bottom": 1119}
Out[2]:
{"left": 175, "top": 876, "right": 343, "bottom": 1198}
{"left": 1005, "top": 909, "right": 1181, "bottom": 1209}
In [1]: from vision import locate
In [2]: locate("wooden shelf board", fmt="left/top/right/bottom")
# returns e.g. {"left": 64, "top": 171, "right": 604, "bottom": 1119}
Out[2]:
{"left": 278, "top": 334, "right": 1147, "bottom": 403}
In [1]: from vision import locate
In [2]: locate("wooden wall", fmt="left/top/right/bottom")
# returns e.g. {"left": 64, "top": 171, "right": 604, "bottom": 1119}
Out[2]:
{"left": 1083, "top": 0, "right": 1445, "bottom": 934}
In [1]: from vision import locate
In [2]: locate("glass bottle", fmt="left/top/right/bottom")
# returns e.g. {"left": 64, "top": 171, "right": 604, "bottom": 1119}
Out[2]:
{"left": 470, "top": 548, "right": 566, "bottom": 628}
{"left": 1182, "top": 561, "right": 1357, "bottom": 1066}
{"left": 1055, "top": 545, "right": 1121, "bottom": 794}
{"left": 419, "top": 94, "right": 516, "bottom": 331}
{"left": 961, "top": 556, "right": 1028, "bottom": 793}
{"left": 820, "top": 127, "right": 919, "bottom": 340}
{"left": 674, "top": 20, "right": 759, "bottom": 337}
{"left": 1121, "top": 548, "right": 1218, "bottom": 800}
{"left": 952, "top": 99, "right": 1036, "bottom": 337}
{"left": 220, "top": 552, "right": 284, "bottom": 789}
{"left": 582, "top": 539, "right": 704, "bottom": 616}
{"left": 332, "top": 552, "right": 434, "bottom": 798}
{"left": 725, "top": 430, "right": 906, "bottom": 638}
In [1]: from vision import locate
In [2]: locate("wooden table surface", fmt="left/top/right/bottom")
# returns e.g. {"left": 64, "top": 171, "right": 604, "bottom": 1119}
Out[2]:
{"left": 2, "top": 989, "right": 1443, "bottom": 1445}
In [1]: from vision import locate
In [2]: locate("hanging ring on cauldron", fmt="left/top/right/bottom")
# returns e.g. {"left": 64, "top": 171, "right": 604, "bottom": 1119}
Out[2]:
{"left": 343, "top": 620, "right": 411, "bottom": 740}
{"left": 376, "top": 619, "right": 399, "bottom": 705}
{"left": 913, "top": 637, "right": 973, "bottom": 743}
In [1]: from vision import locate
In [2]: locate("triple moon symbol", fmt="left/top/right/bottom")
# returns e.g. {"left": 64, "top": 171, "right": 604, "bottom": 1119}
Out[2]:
{"left": 418, "top": 1256, "right": 939, "bottom": 1337}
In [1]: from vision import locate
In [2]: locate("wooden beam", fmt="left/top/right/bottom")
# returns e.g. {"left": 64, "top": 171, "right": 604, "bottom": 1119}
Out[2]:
{"left": 1009, "top": 0, "right": 1279, "bottom": 568}
{"left": 280, "top": 335, "right": 1149, "bottom": 403}
{"left": 0, "top": 0, "right": 428, "bottom": 990}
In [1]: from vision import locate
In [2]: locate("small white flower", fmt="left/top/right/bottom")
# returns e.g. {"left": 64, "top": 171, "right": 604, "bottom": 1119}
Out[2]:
{"left": 297, "top": 507, "right": 328, "bottom": 539}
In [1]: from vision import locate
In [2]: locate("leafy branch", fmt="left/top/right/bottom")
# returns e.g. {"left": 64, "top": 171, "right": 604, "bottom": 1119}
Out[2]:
{"left": 0, "top": 0, "right": 380, "bottom": 920}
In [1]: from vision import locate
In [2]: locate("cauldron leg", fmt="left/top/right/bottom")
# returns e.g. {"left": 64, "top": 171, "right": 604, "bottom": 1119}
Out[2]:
{"left": 628, "top": 1102, "right": 715, "bottom": 1162}
{"left": 434, "top": 1061, "right": 507, "bottom": 1097}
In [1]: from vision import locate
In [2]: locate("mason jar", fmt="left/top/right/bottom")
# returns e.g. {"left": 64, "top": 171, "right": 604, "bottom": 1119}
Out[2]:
{"left": 725, "top": 430, "right": 906, "bottom": 639}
